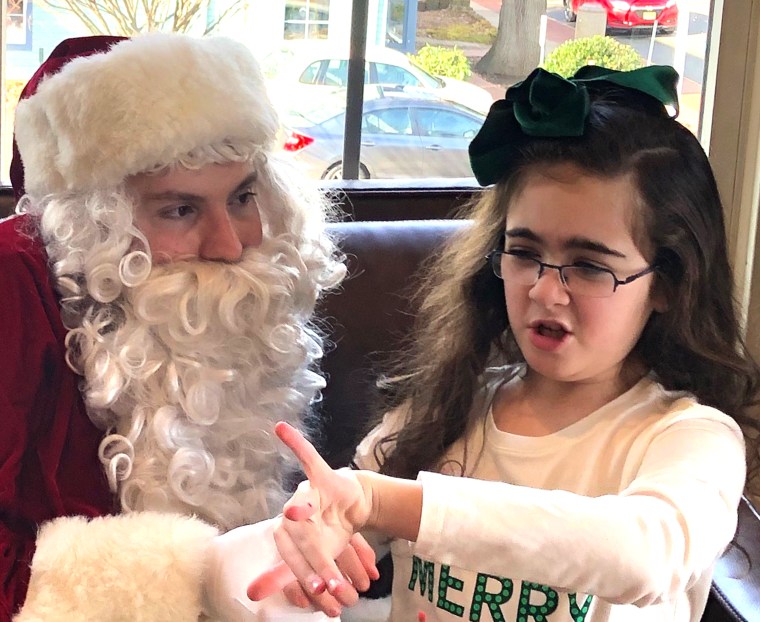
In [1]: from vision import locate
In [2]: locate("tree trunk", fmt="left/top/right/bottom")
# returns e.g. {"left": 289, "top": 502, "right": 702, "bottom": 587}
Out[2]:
{"left": 475, "top": 0, "right": 547, "bottom": 82}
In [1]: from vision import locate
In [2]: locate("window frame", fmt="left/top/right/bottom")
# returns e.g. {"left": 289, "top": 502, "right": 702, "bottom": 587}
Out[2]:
{"left": 701, "top": 0, "right": 760, "bottom": 352}
{"left": 284, "top": 0, "right": 331, "bottom": 40}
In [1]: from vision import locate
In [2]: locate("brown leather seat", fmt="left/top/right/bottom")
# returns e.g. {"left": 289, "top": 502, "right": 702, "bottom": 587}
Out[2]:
{"left": 317, "top": 219, "right": 760, "bottom": 621}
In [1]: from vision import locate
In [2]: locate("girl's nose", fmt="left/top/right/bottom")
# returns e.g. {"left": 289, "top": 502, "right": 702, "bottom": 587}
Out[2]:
{"left": 528, "top": 267, "right": 571, "bottom": 306}
{"left": 200, "top": 211, "right": 262, "bottom": 262}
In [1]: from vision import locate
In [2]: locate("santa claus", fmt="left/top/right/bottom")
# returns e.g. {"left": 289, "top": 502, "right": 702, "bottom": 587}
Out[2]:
{"left": 0, "top": 33, "right": 364, "bottom": 621}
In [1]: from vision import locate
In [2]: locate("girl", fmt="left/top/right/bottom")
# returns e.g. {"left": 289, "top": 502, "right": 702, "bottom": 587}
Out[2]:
{"left": 249, "top": 65, "right": 760, "bottom": 621}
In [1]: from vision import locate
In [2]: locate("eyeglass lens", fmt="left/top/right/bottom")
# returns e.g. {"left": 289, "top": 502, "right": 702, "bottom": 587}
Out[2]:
{"left": 492, "top": 253, "right": 617, "bottom": 298}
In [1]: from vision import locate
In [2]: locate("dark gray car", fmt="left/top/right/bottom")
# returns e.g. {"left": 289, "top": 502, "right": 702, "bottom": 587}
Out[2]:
{"left": 281, "top": 94, "right": 486, "bottom": 180}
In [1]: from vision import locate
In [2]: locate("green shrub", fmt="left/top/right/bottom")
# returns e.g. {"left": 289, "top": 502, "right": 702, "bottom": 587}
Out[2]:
{"left": 542, "top": 35, "right": 643, "bottom": 77}
{"left": 409, "top": 44, "right": 471, "bottom": 80}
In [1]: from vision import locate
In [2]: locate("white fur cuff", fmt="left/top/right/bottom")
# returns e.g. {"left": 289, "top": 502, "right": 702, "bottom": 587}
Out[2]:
{"left": 14, "top": 512, "right": 219, "bottom": 622}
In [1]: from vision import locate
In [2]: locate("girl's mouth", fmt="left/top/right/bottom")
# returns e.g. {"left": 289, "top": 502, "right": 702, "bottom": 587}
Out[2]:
{"left": 537, "top": 323, "right": 567, "bottom": 339}
{"left": 528, "top": 321, "right": 570, "bottom": 352}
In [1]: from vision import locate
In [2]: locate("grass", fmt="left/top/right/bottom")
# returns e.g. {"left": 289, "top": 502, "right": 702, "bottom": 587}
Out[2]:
{"left": 417, "top": 8, "right": 497, "bottom": 45}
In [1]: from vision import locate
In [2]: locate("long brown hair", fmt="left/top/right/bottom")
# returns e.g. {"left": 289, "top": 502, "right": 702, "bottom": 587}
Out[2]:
{"left": 375, "top": 90, "right": 760, "bottom": 484}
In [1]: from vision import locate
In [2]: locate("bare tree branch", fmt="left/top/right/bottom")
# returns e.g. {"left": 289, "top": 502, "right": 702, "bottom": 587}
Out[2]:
{"left": 41, "top": 0, "right": 245, "bottom": 35}
{"left": 44, "top": 0, "right": 111, "bottom": 34}
{"left": 204, "top": 0, "right": 243, "bottom": 34}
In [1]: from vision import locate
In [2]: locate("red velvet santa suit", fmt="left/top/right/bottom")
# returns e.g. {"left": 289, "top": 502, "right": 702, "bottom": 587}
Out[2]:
{"left": 0, "top": 214, "right": 113, "bottom": 619}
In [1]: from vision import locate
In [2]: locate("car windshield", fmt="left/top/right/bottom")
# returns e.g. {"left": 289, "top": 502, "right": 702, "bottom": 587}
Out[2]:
{"left": 411, "top": 64, "right": 444, "bottom": 89}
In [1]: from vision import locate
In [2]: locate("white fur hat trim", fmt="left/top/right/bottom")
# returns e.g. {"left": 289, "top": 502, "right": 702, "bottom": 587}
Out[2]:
{"left": 14, "top": 33, "right": 279, "bottom": 196}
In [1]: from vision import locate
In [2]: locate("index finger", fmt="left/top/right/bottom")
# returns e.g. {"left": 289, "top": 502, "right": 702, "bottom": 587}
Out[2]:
{"left": 275, "top": 421, "right": 333, "bottom": 483}
{"left": 246, "top": 560, "right": 294, "bottom": 601}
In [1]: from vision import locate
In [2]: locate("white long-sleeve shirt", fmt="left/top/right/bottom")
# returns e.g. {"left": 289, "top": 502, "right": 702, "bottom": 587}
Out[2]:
{"left": 353, "top": 366, "right": 746, "bottom": 622}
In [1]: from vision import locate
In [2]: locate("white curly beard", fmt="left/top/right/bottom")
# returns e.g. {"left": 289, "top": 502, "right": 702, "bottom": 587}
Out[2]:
{"left": 67, "top": 236, "right": 327, "bottom": 531}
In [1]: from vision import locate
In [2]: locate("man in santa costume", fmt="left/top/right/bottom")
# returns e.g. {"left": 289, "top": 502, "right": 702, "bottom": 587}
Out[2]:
{"left": 0, "top": 33, "right": 371, "bottom": 621}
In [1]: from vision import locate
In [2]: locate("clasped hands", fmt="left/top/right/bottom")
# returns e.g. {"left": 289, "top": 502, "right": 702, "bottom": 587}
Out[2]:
{"left": 205, "top": 422, "right": 378, "bottom": 620}
{"left": 245, "top": 422, "right": 378, "bottom": 616}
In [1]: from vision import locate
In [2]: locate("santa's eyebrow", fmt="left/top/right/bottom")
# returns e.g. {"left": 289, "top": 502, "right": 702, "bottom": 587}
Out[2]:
{"left": 505, "top": 227, "right": 627, "bottom": 258}
{"left": 144, "top": 189, "right": 201, "bottom": 202}
{"left": 142, "top": 172, "right": 259, "bottom": 203}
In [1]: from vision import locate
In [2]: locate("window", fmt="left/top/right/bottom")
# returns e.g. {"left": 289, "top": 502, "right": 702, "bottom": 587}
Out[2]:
{"left": 386, "top": 0, "right": 407, "bottom": 48}
{"left": 363, "top": 107, "right": 412, "bottom": 135}
{"left": 284, "top": 0, "right": 330, "bottom": 40}
{"left": 322, "top": 59, "right": 348, "bottom": 87}
{"left": 414, "top": 107, "right": 482, "bottom": 139}
{"left": 0, "top": 0, "right": 746, "bottom": 189}
{"left": 6, "top": 0, "right": 30, "bottom": 49}
{"left": 1, "top": 0, "right": 759, "bottom": 413}
{"left": 299, "top": 60, "right": 323, "bottom": 85}
{"left": 373, "top": 62, "right": 422, "bottom": 88}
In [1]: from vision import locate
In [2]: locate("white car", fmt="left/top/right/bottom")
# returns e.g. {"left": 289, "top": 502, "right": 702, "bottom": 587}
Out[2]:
{"left": 261, "top": 41, "right": 494, "bottom": 115}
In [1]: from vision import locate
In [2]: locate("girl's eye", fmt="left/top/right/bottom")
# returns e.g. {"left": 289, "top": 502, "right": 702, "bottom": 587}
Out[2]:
{"left": 505, "top": 248, "right": 539, "bottom": 261}
{"left": 570, "top": 261, "right": 610, "bottom": 280}
{"left": 505, "top": 247, "right": 535, "bottom": 256}
{"left": 572, "top": 260, "right": 605, "bottom": 270}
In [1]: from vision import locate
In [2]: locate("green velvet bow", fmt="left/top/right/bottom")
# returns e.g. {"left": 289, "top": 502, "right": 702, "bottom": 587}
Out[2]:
{"left": 468, "top": 64, "right": 680, "bottom": 186}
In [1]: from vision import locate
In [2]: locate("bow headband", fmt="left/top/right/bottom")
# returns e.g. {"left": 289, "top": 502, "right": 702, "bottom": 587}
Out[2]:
{"left": 468, "top": 64, "right": 680, "bottom": 186}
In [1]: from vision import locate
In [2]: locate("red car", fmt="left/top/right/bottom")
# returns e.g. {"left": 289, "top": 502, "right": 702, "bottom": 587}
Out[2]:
{"left": 563, "top": 0, "right": 678, "bottom": 33}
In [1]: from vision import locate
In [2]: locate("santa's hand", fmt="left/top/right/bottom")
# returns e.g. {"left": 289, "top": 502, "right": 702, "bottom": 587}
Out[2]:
{"left": 204, "top": 517, "right": 336, "bottom": 621}
{"left": 247, "top": 422, "right": 374, "bottom": 602}
{"left": 282, "top": 534, "right": 379, "bottom": 615}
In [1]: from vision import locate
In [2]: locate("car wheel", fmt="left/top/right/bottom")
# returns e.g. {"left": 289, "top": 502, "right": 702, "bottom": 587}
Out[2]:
{"left": 563, "top": 0, "right": 577, "bottom": 22}
{"left": 658, "top": 26, "right": 675, "bottom": 35}
{"left": 322, "top": 162, "right": 370, "bottom": 180}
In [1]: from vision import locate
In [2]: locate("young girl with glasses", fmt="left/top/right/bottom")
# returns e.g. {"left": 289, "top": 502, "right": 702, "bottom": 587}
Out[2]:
{"left": 248, "top": 65, "right": 760, "bottom": 622}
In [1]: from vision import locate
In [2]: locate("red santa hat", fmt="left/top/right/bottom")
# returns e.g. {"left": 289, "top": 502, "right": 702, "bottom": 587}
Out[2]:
{"left": 12, "top": 32, "right": 280, "bottom": 199}
{"left": 10, "top": 35, "right": 126, "bottom": 200}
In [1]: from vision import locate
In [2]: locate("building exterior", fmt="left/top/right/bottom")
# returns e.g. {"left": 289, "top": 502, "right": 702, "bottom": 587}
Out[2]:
{"left": 5, "top": 0, "right": 419, "bottom": 83}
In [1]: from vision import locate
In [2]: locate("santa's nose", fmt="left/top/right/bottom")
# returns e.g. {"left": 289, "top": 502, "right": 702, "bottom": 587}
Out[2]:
{"left": 200, "top": 211, "right": 262, "bottom": 262}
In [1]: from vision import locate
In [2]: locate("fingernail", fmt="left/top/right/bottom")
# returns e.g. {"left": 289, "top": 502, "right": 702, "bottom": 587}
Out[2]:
{"left": 308, "top": 576, "right": 325, "bottom": 594}
{"left": 327, "top": 578, "right": 342, "bottom": 594}
{"left": 328, "top": 607, "right": 341, "bottom": 619}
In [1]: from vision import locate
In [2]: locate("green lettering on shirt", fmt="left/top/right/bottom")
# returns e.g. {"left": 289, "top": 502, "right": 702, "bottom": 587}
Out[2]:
{"left": 468, "top": 573, "right": 514, "bottom": 622}
{"left": 437, "top": 564, "right": 465, "bottom": 617}
{"left": 409, "top": 556, "right": 436, "bottom": 601}
{"left": 516, "top": 581, "right": 558, "bottom": 622}
{"left": 568, "top": 593, "right": 593, "bottom": 621}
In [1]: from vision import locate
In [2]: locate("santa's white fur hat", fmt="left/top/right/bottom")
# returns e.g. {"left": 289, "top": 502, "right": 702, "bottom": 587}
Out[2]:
{"left": 14, "top": 33, "right": 279, "bottom": 197}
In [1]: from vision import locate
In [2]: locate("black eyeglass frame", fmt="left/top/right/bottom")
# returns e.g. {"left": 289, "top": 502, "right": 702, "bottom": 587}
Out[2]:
{"left": 486, "top": 250, "right": 658, "bottom": 296}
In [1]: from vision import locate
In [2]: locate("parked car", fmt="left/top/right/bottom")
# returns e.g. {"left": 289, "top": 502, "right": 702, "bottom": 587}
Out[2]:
{"left": 563, "top": 0, "right": 678, "bottom": 33}
{"left": 261, "top": 41, "right": 494, "bottom": 115}
{"left": 280, "top": 92, "right": 486, "bottom": 180}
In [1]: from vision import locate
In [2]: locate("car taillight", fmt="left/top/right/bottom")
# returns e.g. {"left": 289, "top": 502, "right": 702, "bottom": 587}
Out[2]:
{"left": 283, "top": 130, "right": 315, "bottom": 152}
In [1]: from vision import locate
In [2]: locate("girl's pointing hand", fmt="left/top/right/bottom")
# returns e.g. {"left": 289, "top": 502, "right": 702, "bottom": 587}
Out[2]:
{"left": 247, "top": 422, "right": 375, "bottom": 603}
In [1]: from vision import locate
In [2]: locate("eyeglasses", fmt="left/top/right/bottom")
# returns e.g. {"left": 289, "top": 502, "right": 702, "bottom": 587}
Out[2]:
{"left": 486, "top": 250, "right": 657, "bottom": 298}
